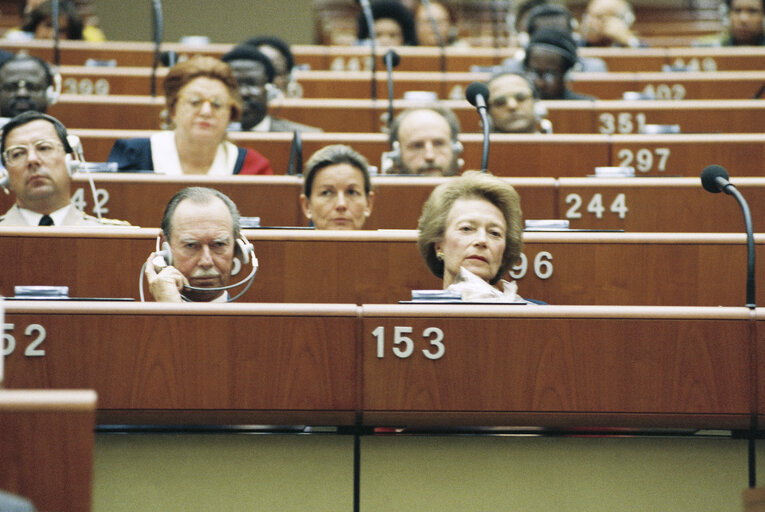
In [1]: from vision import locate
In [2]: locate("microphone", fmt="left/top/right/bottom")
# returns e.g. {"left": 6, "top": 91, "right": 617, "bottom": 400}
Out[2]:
{"left": 359, "top": 0, "right": 378, "bottom": 101}
{"left": 287, "top": 130, "right": 302, "bottom": 176}
{"left": 466, "top": 82, "right": 490, "bottom": 172}
{"left": 700, "top": 165, "right": 755, "bottom": 309}
{"left": 384, "top": 49, "right": 400, "bottom": 131}
{"left": 420, "top": 0, "right": 447, "bottom": 74}
{"left": 150, "top": 0, "right": 163, "bottom": 98}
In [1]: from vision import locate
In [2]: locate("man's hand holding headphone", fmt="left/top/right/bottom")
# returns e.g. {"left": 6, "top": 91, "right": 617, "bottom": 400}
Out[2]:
{"left": 144, "top": 251, "right": 188, "bottom": 303}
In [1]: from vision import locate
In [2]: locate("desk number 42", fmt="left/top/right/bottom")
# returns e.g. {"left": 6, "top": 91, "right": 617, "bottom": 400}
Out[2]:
{"left": 372, "top": 326, "right": 445, "bottom": 360}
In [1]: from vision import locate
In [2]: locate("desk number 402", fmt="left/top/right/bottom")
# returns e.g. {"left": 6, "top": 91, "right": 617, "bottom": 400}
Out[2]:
{"left": 372, "top": 326, "right": 445, "bottom": 360}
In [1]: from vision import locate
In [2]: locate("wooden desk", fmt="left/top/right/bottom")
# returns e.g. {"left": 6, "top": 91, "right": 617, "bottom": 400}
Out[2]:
{"left": 65, "top": 129, "right": 611, "bottom": 178}
{"left": 0, "top": 389, "right": 96, "bottom": 511}
{"left": 0, "top": 229, "right": 762, "bottom": 307}
{"left": 1, "top": 302, "right": 358, "bottom": 425}
{"left": 2, "top": 303, "right": 755, "bottom": 429}
{"left": 361, "top": 305, "right": 753, "bottom": 428}
{"left": 50, "top": 67, "right": 765, "bottom": 101}
{"left": 49, "top": 93, "right": 765, "bottom": 136}
{"left": 6, "top": 41, "right": 765, "bottom": 73}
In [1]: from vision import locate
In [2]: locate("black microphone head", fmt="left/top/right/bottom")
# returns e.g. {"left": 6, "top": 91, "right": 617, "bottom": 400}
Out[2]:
{"left": 466, "top": 82, "right": 489, "bottom": 107}
{"left": 384, "top": 49, "right": 401, "bottom": 68}
{"left": 701, "top": 164, "right": 729, "bottom": 193}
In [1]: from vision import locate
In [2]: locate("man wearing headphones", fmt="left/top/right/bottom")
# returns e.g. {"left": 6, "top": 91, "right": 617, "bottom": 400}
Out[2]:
{"left": 0, "top": 55, "right": 56, "bottom": 122}
{"left": 579, "top": 0, "right": 644, "bottom": 47}
{"left": 487, "top": 72, "right": 541, "bottom": 134}
{"left": 388, "top": 105, "right": 462, "bottom": 176}
{"left": 0, "top": 111, "right": 129, "bottom": 226}
{"left": 524, "top": 28, "right": 596, "bottom": 100}
{"left": 221, "top": 45, "right": 321, "bottom": 133}
{"left": 145, "top": 187, "right": 250, "bottom": 303}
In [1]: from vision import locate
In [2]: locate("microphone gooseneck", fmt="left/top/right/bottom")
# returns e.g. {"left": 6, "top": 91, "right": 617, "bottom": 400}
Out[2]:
{"left": 52, "top": 0, "right": 60, "bottom": 67}
{"left": 151, "top": 0, "right": 163, "bottom": 98}
{"left": 420, "top": 0, "right": 447, "bottom": 74}
{"left": 384, "top": 49, "right": 400, "bottom": 131}
{"left": 700, "top": 165, "right": 755, "bottom": 309}
{"left": 359, "top": 0, "right": 377, "bottom": 101}
{"left": 466, "top": 82, "right": 490, "bottom": 172}
{"left": 287, "top": 130, "right": 303, "bottom": 176}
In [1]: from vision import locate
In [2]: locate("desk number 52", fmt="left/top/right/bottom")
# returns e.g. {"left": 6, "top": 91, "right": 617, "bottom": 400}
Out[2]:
{"left": 3, "top": 323, "right": 47, "bottom": 357}
{"left": 372, "top": 326, "right": 445, "bottom": 360}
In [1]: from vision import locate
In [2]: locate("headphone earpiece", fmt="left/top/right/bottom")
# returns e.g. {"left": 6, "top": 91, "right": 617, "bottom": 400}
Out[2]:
{"left": 452, "top": 140, "right": 463, "bottom": 156}
{"left": 231, "top": 234, "right": 254, "bottom": 276}
{"left": 46, "top": 70, "right": 61, "bottom": 105}
{"left": 719, "top": 2, "right": 730, "bottom": 28}
{"left": 285, "top": 72, "right": 303, "bottom": 98}
{"left": 623, "top": 9, "right": 636, "bottom": 27}
{"left": 389, "top": 140, "right": 402, "bottom": 165}
{"left": 0, "top": 168, "right": 9, "bottom": 190}
{"left": 64, "top": 153, "right": 79, "bottom": 176}
{"left": 265, "top": 82, "right": 280, "bottom": 102}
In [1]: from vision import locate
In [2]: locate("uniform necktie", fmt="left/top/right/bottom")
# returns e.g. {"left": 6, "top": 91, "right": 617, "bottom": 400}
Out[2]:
{"left": 38, "top": 214, "right": 54, "bottom": 226}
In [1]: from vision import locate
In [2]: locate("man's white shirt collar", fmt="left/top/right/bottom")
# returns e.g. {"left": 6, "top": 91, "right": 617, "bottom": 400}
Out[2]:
{"left": 17, "top": 203, "right": 73, "bottom": 226}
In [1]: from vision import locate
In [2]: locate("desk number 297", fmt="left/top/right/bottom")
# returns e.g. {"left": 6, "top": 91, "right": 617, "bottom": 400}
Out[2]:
{"left": 372, "top": 326, "right": 445, "bottom": 360}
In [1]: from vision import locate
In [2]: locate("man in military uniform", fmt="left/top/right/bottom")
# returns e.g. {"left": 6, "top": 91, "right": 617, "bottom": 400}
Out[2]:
{"left": 0, "top": 111, "right": 129, "bottom": 226}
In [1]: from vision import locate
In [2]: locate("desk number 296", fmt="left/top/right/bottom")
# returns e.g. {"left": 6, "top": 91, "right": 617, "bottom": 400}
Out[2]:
{"left": 372, "top": 326, "right": 445, "bottom": 360}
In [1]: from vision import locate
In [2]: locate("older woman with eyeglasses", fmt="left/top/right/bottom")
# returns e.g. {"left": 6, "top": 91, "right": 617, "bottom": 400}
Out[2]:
{"left": 108, "top": 55, "right": 272, "bottom": 175}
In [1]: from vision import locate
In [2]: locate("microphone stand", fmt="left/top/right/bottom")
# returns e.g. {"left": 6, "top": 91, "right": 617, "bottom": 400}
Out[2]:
{"left": 150, "top": 0, "right": 163, "bottom": 98}
{"left": 479, "top": 108, "right": 490, "bottom": 172}
{"left": 384, "top": 49, "right": 399, "bottom": 132}
{"left": 52, "top": 0, "right": 60, "bottom": 67}
{"left": 420, "top": 0, "right": 446, "bottom": 74}
{"left": 359, "top": 0, "right": 377, "bottom": 101}
{"left": 287, "top": 130, "right": 303, "bottom": 176}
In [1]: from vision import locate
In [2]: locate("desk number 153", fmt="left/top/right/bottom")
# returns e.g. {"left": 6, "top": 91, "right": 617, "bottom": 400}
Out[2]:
{"left": 372, "top": 326, "right": 445, "bottom": 360}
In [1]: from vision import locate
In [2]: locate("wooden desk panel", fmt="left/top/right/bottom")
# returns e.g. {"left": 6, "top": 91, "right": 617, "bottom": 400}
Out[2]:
{"left": 65, "top": 129, "right": 610, "bottom": 178}
{"left": 2, "top": 303, "right": 358, "bottom": 425}
{"left": 51, "top": 95, "right": 765, "bottom": 136}
{"left": 0, "top": 389, "right": 96, "bottom": 511}
{"left": 556, "top": 177, "right": 765, "bottom": 232}
{"left": 0, "top": 230, "right": 762, "bottom": 307}
{"left": 361, "top": 305, "right": 752, "bottom": 428}
{"left": 608, "top": 134, "right": 765, "bottom": 177}
{"left": 52, "top": 68, "right": 765, "bottom": 101}
{"left": 5, "top": 41, "right": 765, "bottom": 73}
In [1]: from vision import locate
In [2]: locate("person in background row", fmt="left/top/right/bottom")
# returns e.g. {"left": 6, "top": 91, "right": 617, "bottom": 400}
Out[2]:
{"left": 579, "top": 0, "right": 645, "bottom": 47}
{"left": 486, "top": 72, "right": 541, "bottom": 134}
{"left": 0, "top": 111, "right": 129, "bottom": 226}
{"left": 524, "top": 28, "right": 596, "bottom": 100}
{"left": 245, "top": 35, "right": 301, "bottom": 98}
{"left": 357, "top": 0, "right": 418, "bottom": 47}
{"left": 145, "top": 187, "right": 246, "bottom": 302}
{"left": 17, "top": 0, "right": 84, "bottom": 40}
{"left": 415, "top": 0, "right": 465, "bottom": 47}
{"left": 108, "top": 56, "right": 273, "bottom": 175}
{"left": 417, "top": 170, "right": 536, "bottom": 303}
{"left": 0, "top": 55, "right": 55, "bottom": 121}
{"left": 696, "top": 0, "right": 765, "bottom": 46}
{"left": 22, "top": 0, "right": 105, "bottom": 41}
{"left": 388, "top": 105, "right": 462, "bottom": 176}
{"left": 221, "top": 44, "right": 321, "bottom": 133}
{"left": 502, "top": 4, "right": 609, "bottom": 74}
{"left": 300, "top": 144, "right": 374, "bottom": 230}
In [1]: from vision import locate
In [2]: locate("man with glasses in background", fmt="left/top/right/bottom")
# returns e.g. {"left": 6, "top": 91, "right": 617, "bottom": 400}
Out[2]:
{"left": 523, "top": 28, "right": 596, "bottom": 100}
{"left": 0, "top": 112, "right": 128, "bottom": 226}
{"left": 486, "top": 71, "right": 547, "bottom": 133}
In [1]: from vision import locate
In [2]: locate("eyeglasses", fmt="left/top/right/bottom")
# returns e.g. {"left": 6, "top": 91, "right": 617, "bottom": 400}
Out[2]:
{"left": 3, "top": 139, "right": 64, "bottom": 167}
{"left": 526, "top": 69, "right": 563, "bottom": 83}
{"left": 490, "top": 92, "right": 533, "bottom": 108}
{"left": 179, "top": 94, "right": 231, "bottom": 113}
{"left": 0, "top": 80, "right": 46, "bottom": 94}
